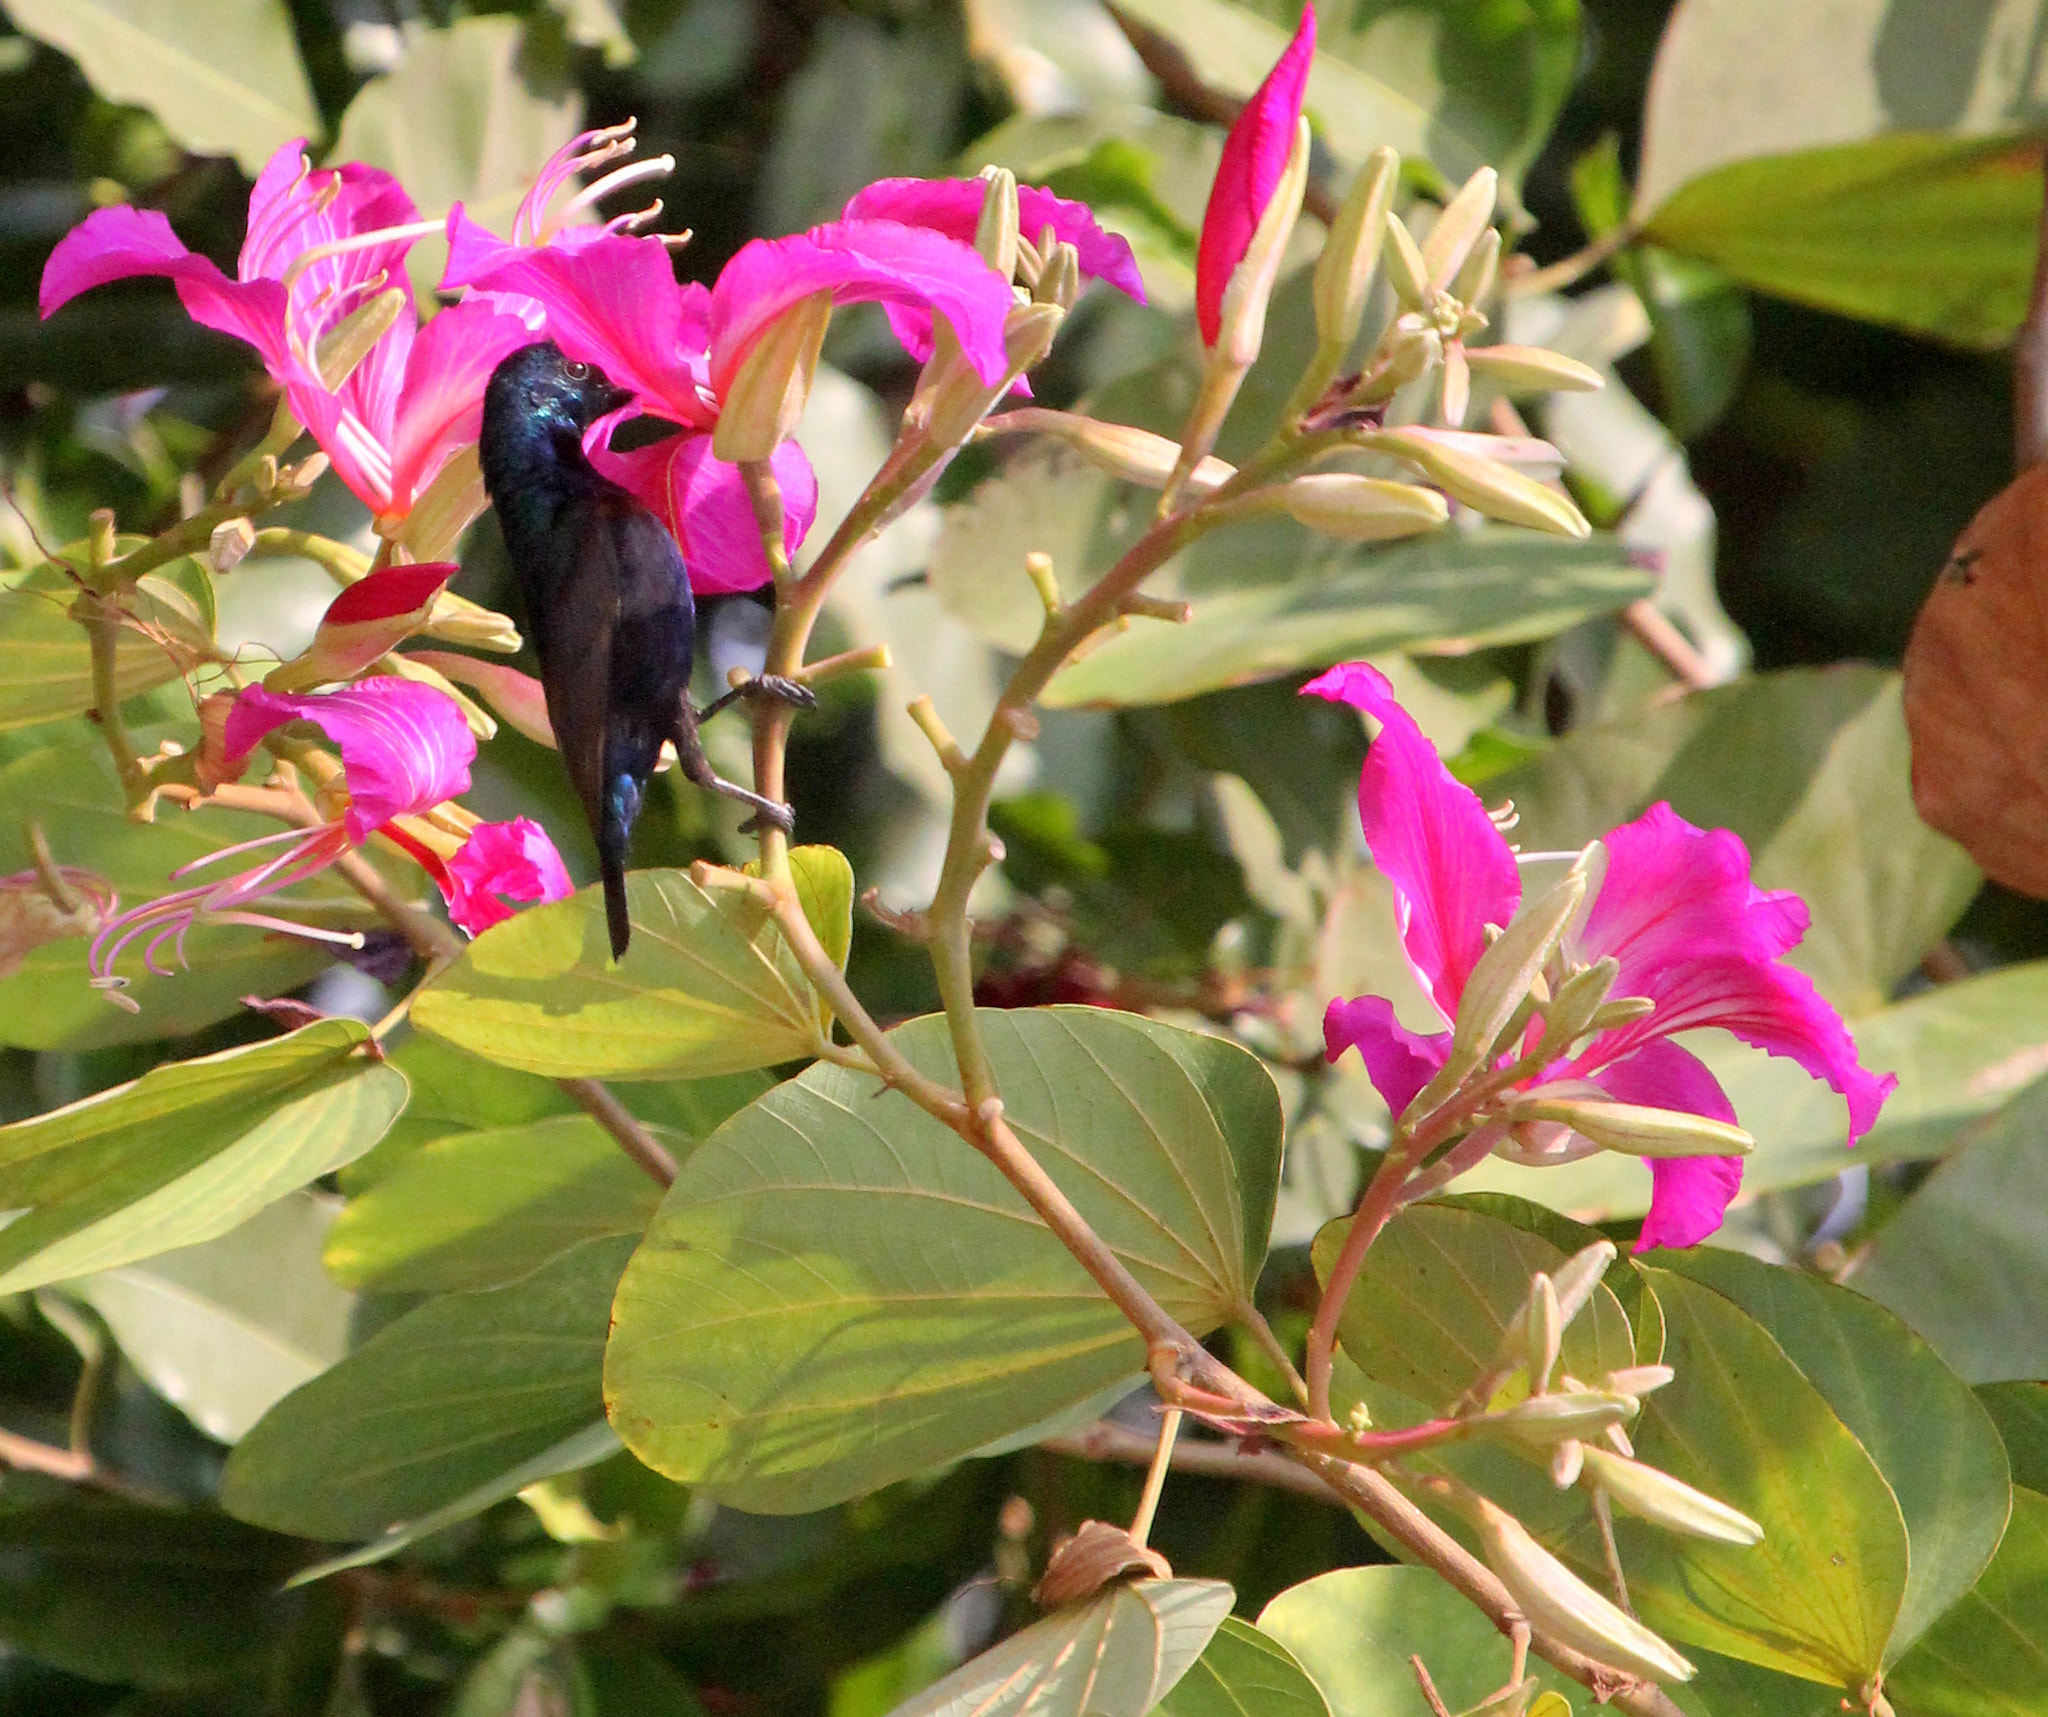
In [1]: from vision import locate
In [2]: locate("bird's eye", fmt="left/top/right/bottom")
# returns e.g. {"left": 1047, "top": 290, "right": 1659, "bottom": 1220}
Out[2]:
{"left": 565, "top": 360, "right": 591, "bottom": 382}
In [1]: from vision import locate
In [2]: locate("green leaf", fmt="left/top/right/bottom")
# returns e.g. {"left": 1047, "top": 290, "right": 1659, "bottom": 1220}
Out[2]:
{"left": 1110, "top": 0, "right": 1496, "bottom": 186}
{"left": 1258, "top": 1565, "right": 1570, "bottom": 1716}
{"left": 1642, "top": 131, "right": 2048, "bottom": 349}
{"left": 1855, "top": 1073, "right": 2048, "bottom": 1385}
{"left": 0, "top": 1498, "right": 310, "bottom": 1689}
{"left": 1885, "top": 1484, "right": 2048, "bottom": 1717}
{"left": 605, "top": 1007, "right": 1281, "bottom": 1512}
{"left": 334, "top": 15, "right": 581, "bottom": 300}
{"left": 323, "top": 1115, "right": 666, "bottom": 1292}
{"left": 1620, "top": 1266, "right": 1907, "bottom": 1688}
{"left": 1465, "top": 959, "right": 2048, "bottom": 1217}
{"left": 1979, "top": 1383, "right": 2048, "bottom": 1493}
{"left": 0, "top": 1020, "right": 405, "bottom": 1294}
{"left": 222, "top": 1233, "right": 632, "bottom": 1542}
{"left": 1633, "top": 0, "right": 2048, "bottom": 211}
{"left": 1653, "top": 1249, "right": 2010, "bottom": 1661}
{"left": 57, "top": 1192, "right": 356, "bottom": 1444}
{"left": 1312, "top": 1201, "right": 1636, "bottom": 1409}
{"left": 0, "top": 0, "right": 318, "bottom": 174}
{"left": 1040, "top": 526, "right": 1650, "bottom": 708}
{"left": 883, "top": 1579, "right": 1233, "bottom": 1717}
{"left": 1614, "top": 246, "right": 1753, "bottom": 442}
{"left": 0, "top": 564, "right": 211, "bottom": 734}
{"left": 1154, "top": 1616, "right": 1331, "bottom": 1717}
{"left": 1482, "top": 665, "right": 1976, "bottom": 1014}
{"left": 288, "top": 1422, "right": 622, "bottom": 1585}
{"left": 412, "top": 868, "right": 824, "bottom": 1080}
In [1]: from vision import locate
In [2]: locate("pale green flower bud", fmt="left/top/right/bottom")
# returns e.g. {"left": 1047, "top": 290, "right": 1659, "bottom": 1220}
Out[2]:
{"left": 1506, "top": 1095, "right": 1755, "bottom": 1159}
{"left": 1382, "top": 210, "right": 1430, "bottom": 310}
{"left": 1492, "top": 1390, "right": 1637, "bottom": 1448}
{"left": 1035, "top": 240, "right": 1080, "bottom": 310}
{"left": 1536, "top": 956, "right": 1621, "bottom": 1059}
{"left": 974, "top": 167, "right": 1020, "bottom": 281}
{"left": 1278, "top": 473, "right": 1449, "bottom": 542}
{"left": 924, "top": 303, "right": 1063, "bottom": 449}
{"left": 1551, "top": 1239, "right": 1620, "bottom": 1327}
{"left": 1588, "top": 995, "right": 1657, "bottom": 1030}
{"left": 1602, "top": 1365, "right": 1675, "bottom": 1399}
{"left": 1470, "top": 1498, "right": 1695, "bottom": 1683}
{"left": 1441, "top": 341, "right": 1470, "bottom": 427}
{"left": 1295, "top": 145, "right": 1400, "bottom": 418}
{"left": 1422, "top": 167, "right": 1499, "bottom": 295}
{"left": 1449, "top": 850, "right": 1594, "bottom": 1077}
{"left": 993, "top": 411, "right": 1236, "bottom": 495}
{"left": 1464, "top": 344, "right": 1607, "bottom": 396}
{"left": 1552, "top": 1438, "right": 1585, "bottom": 1488}
{"left": 1578, "top": 1446, "right": 1763, "bottom": 1545}
{"left": 713, "top": 288, "right": 833, "bottom": 463}
{"left": 1525, "top": 1271, "right": 1562, "bottom": 1391}
{"left": 1214, "top": 114, "right": 1312, "bottom": 371}
{"left": 1370, "top": 426, "right": 1591, "bottom": 538}
{"left": 1452, "top": 226, "right": 1501, "bottom": 308}
{"left": 315, "top": 285, "right": 407, "bottom": 391}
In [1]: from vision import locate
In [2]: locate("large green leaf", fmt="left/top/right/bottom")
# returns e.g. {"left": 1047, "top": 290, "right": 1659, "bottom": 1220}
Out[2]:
{"left": 1484, "top": 666, "right": 1977, "bottom": 1014}
{"left": 0, "top": 0, "right": 318, "bottom": 174}
{"left": 1311, "top": 1201, "right": 1636, "bottom": 1408}
{"left": 1464, "top": 959, "right": 2048, "bottom": 1217}
{"left": 0, "top": 1020, "right": 404, "bottom": 1293}
{"left": 1979, "top": 1383, "right": 2048, "bottom": 1493}
{"left": 0, "top": 1499, "right": 310, "bottom": 1689}
{"left": 57, "top": 1192, "right": 356, "bottom": 1444}
{"left": 883, "top": 1579, "right": 1233, "bottom": 1717}
{"left": 323, "top": 1115, "right": 667, "bottom": 1292}
{"left": 1620, "top": 1266, "right": 1907, "bottom": 1688}
{"left": 1258, "top": 1565, "right": 1570, "bottom": 1716}
{"left": 1642, "top": 131, "right": 2046, "bottom": 349}
{"left": 412, "top": 868, "right": 825, "bottom": 1079}
{"left": 1635, "top": 0, "right": 2048, "bottom": 211}
{"left": 1855, "top": 1074, "right": 2048, "bottom": 1384}
{"left": 1154, "top": 1616, "right": 1331, "bottom": 1717}
{"left": 1885, "top": 1485, "right": 2048, "bottom": 1717}
{"left": 1653, "top": 1249, "right": 2009, "bottom": 1661}
{"left": 222, "top": 1234, "right": 631, "bottom": 1542}
{"left": 605, "top": 1007, "right": 1282, "bottom": 1512}
{"left": 1040, "top": 525, "right": 1648, "bottom": 708}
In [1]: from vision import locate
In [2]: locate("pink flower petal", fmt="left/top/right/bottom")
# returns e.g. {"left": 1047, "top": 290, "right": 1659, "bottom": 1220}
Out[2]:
{"left": 844, "top": 176, "right": 1144, "bottom": 361}
{"left": 380, "top": 300, "right": 536, "bottom": 516}
{"left": 1324, "top": 993, "right": 1451, "bottom": 1116}
{"left": 709, "top": 218, "right": 1017, "bottom": 394}
{"left": 1588, "top": 1038, "right": 1745, "bottom": 1251}
{"left": 446, "top": 226, "right": 716, "bottom": 429}
{"left": 1195, "top": 3, "right": 1315, "bottom": 346}
{"left": 223, "top": 679, "right": 476, "bottom": 841}
{"left": 595, "top": 430, "right": 818, "bottom": 594}
{"left": 440, "top": 816, "right": 573, "bottom": 934}
{"left": 1304, "top": 660, "right": 1520, "bottom": 1024}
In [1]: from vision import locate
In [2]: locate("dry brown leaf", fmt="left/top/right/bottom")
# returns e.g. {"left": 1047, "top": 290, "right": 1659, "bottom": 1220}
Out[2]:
{"left": 1903, "top": 461, "right": 2048, "bottom": 896}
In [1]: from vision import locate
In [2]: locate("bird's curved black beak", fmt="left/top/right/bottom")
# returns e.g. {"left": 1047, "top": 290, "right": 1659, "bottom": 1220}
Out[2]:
{"left": 594, "top": 377, "right": 637, "bottom": 417}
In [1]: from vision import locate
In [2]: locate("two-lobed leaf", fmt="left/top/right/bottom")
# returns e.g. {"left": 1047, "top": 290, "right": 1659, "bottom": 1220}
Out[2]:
{"left": 1884, "top": 1485, "right": 2048, "bottom": 1716}
{"left": 1154, "top": 1616, "right": 1331, "bottom": 1717}
{"left": 0, "top": 1019, "right": 404, "bottom": 1294}
{"left": 605, "top": 1007, "right": 1282, "bottom": 1513}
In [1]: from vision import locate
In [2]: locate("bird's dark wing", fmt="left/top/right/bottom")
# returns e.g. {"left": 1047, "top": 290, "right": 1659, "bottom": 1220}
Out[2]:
{"left": 524, "top": 492, "right": 622, "bottom": 841}
{"left": 598, "top": 491, "right": 695, "bottom": 789}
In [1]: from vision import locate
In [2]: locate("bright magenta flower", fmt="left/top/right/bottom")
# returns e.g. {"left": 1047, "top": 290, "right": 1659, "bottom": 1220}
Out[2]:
{"left": 40, "top": 140, "right": 530, "bottom": 525}
{"left": 88, "top": 679, "right": 569, "bottom": 996}
{"left": 1306, "top": 661, "right": 1896, "bottom": 1250}
{"left": 443, "top": 206, "right": 1016, "bottom": 590}
{"left": 1195, "top": 3, "right": 1315, "bottom": 347}
{"left": 842, "top": 176, "right": 1145, "bottom": 362}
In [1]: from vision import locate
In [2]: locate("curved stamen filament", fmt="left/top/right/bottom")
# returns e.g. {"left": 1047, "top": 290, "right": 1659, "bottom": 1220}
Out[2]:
{"left": 554, "top": 155, "right": 676, "bottom": 231}
{"left": 279, "top": 220, "right": 444, "bottom": 296}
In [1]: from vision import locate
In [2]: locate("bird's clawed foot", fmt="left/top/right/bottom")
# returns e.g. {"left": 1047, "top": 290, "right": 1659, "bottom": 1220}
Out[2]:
{"left": 699, "top": 673, "right": 818, "bottom": 723}
{"left": 730, "top": 789, "right": 797, "bottom": 837}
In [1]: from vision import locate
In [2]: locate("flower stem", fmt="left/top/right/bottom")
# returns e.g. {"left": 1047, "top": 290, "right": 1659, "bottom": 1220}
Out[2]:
{"left": 1127, "top": 1409, "right": 1182, "bottom": 1549}
{"left": 80, "top": 593, "right": 150, "bottom": 808}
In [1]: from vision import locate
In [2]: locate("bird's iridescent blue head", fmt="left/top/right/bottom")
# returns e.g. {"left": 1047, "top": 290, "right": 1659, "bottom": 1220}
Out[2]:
{"left": 482, "top": 340, "right": 636, "bottom": 462}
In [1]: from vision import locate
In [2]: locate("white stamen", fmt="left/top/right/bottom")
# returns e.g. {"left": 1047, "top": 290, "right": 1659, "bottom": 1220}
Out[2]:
{"left": 280, "top": 219, "right": 444, "bottom": 295}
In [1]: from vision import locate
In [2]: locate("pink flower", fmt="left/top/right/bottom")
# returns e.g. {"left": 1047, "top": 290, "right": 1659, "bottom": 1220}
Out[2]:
{"left": 1307, "top": 661, "right": 1896, "bottom": 1250}
{"left": 40, "top": 140, "right": 530, "bottom": 526}
{"left": 1195, "top": 4, "right": 1315, "bottom": 348}
{"left": 842, "top": 176, "right": 1145, "bottom": 363}
{"left": 442, "top": 204, "right": 1016, "bottom": 591}
{"left": 88, "top": 679, "right": 568, "bottom": 996}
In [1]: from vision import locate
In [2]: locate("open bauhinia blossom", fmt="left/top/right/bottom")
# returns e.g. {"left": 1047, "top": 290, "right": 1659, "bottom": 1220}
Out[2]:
{"left": 39, "top": 139, "right": 530, "bottom": 528}
{"left": 842, "top": 175, "right": 1145, "bottom": 361}
{"left": 1195, "top": 2, "right": 1315, "bottom": 349}
{"left": 88, "top": 679, "right": 571, "bottom": 998}
{"left": 443, "top": 183, "right": 1016, "bottom": 590}
{"left": 1307, "top": 661, "right": 1896, "bottom": 1249}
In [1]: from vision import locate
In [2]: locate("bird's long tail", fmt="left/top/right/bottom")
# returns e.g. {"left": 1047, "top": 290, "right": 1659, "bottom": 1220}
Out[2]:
{"left": 600, "top": 774, "right": 642, "bottom": 960}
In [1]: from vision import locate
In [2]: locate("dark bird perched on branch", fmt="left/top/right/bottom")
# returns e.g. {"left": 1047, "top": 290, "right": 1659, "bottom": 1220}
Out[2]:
{"left": 479, "top": 340, "right": 811, "bottom": 959}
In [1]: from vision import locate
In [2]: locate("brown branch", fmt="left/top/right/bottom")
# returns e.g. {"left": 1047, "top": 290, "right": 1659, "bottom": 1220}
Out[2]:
{"left": 558, "top": 1077, "right": 678, "bottom": 1186}
{"left": 2016, "top": 151, "right": 2048, "bottom": 472}
{"left": 1621, "top": 600, "right": 1717, "bottom": 692}
{"left": 1042, "top": 1419, "right": 1342, "bottom": 1504}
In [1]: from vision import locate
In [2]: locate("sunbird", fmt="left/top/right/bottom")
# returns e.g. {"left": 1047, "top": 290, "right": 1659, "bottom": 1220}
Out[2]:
{"left": 479, "top": 340, "right": 810, "bottom": 959}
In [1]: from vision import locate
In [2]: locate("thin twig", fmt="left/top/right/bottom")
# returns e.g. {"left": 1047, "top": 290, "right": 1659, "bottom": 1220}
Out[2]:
{"left": 558, "top": 1077, "right": 678, "bottom": 1187}
{"left": 2016, "top": 151, "right": 2048, "bottom": 472}
{"left": 1621, "top": 600, "right": 1716, "bottom": 691}
{"left": 1042, "top": 1418, "right": 1339, "bottom": 1503}
{"left": 1127, "top": 1409, "right": 1182, "bottom": 1548}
